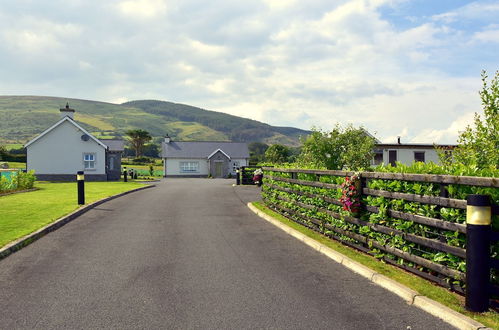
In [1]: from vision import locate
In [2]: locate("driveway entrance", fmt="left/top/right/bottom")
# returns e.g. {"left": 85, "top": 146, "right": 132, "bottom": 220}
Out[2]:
{"left": 0, "top": 179, "right": 453, "bottom": 329}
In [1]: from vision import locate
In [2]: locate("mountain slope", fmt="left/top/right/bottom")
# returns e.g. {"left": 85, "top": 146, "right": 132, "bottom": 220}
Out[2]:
{"left": 0, "top": 96, "right": 309, "bottom": 146}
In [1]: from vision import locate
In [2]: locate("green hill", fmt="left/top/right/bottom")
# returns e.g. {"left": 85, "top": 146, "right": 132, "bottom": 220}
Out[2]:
{"left": 0, "top": 96, "right": 309, "bottom": 146}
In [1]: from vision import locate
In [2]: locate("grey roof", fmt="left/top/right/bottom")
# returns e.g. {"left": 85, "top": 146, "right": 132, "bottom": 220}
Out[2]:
{"left": 162, "top": 141, "right": 249, "bottom": 159}
{"left": 100, "top": 139, "right": 125, "bottom": 152}
{"left": 375, "top": 143, "right": 456, "bottom": 149}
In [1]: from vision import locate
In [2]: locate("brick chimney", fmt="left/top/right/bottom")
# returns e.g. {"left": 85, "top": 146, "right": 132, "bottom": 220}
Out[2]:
{"left": 60, "top": 102, "right": 75, "bottom": 119}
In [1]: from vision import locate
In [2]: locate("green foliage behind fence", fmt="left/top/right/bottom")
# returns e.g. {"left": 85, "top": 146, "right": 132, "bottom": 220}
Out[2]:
{"left": 262, "top": 165, "right": 498, "bottom": 295}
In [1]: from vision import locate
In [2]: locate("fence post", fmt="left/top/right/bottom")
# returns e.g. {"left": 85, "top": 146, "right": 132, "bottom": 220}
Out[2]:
{"left": 465, "top": 194, "right": 492, "bottom": 313}
{"left": 77, "top": 171, "right": 85, "bottom": 205}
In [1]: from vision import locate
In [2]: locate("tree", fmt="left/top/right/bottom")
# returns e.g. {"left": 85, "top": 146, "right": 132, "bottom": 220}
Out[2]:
{"left": 125, "top": 129, "right": 152, "bottom": 157}
{"left": 248, "top": 142, "right": 269, "bottom": 164}
{"left": 0, "top": 145, "right": 7, "bottom": 161}
{"left": 447, "top": 71, "right": 499, "bottom": 169}
{"left": 297, "top": 125, "right": 376, "bottom": 170}
{"left": 265, "top": 144, "right": 290, "bottom": 164}
{"left": 143, "top": 143, "right": 160, "bottom": 158}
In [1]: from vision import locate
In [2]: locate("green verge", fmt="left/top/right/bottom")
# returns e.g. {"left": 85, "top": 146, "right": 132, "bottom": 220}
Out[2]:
{"left": 0, "top": 181, "right": 147, "bottom": 248}
{"left": 251, "top": 201, "right": 499, "bottom": 329}
{"left": 1, "top": 161, "right": 26, "bottom": 169}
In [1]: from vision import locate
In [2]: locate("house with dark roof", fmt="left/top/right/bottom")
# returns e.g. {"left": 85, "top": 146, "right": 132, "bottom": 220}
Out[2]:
{"left": 161, "top": 136, "right": 249, "bottom": 178}
{"left": 25, "top": 104, "right": 124, "bottom": 181}
{"left": 372, "top": 137, "right": 455, "bottom": 166}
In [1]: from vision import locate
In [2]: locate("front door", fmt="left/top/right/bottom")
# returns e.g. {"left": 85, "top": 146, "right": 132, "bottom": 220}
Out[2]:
{"left": 215, "top": 162, "right": 223, "bottom": 177}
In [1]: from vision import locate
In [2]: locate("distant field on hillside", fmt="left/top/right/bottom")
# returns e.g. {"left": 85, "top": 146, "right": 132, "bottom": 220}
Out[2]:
{"left": 0, "top": 96, "right": 309, "bottom": 146}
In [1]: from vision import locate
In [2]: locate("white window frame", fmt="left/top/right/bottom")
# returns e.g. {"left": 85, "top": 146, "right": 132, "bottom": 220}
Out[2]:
{"left": 232, "top": 161, "right": 240, "bottom": 172}
{"left": 180, "top": 161, "right": 199, "bottom": 173}
{"left": 83, "top": 153, "right": 96, "bottom": 170}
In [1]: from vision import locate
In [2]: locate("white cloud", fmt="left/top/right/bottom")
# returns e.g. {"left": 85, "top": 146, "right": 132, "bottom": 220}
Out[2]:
{"left": 411, "top": 112, "right": 475, "bottom": 144}
{"left": 0, "top": 0, "right": 495, "bottom": 144}
{"left": 432, "top": 1, "right": 499, "bottom": 23}
{"left": 473, "top": 26, "right": 499, "bottom": 43}
{"left": 117, "top": 0, "right": 167, "bottom": 19}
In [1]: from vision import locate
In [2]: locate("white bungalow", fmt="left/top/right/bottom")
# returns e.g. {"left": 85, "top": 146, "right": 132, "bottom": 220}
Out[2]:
{"left": 25, "top": 104, "right": 124, "bottom": 181}
{"left": 372, "top": 137, "right": 455, "bottom": 166}
{"left": 161, "top": 137, "right": 250, "bottom": 178}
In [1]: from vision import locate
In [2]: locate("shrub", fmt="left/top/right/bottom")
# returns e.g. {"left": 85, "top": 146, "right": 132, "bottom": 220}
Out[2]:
{"left": 0, "top": 170, "right": 35, "bottom": 193}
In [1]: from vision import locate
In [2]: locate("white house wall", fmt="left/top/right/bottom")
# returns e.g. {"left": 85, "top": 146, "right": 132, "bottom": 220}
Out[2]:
{"left": 27, "top": 120, "right": 106, "bottom": 175}
{"left": 165, "top": 158, "right": 209, "bottom": 176}
{"left": 382, "top": 148, "right": 441, "bottom": 165}
{"left": 163, "top": 157, "right": 248, "bottom": 176}
{"left": 230, "top": 158, "right": 248, "bottom": 174}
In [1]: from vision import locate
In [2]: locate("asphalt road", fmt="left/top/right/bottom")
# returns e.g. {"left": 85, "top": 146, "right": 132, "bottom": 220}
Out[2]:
{"left": 0, "top": 179, "right": 453, "bottom": 329}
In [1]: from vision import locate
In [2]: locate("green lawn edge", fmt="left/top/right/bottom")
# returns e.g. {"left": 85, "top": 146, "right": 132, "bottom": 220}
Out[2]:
{"left": 251, "top": 201, "right": 498, "bottom": 329}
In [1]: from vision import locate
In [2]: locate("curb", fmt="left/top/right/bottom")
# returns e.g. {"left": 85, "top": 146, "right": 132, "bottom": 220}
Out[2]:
{"left": 247, "top": 202, "right": 491, "bottom": 330}
{"left": 0, "top": 184, "right": 155, "bottom": 261}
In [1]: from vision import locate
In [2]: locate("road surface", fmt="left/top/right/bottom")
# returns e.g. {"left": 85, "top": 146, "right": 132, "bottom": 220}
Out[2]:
{"left": 0, "top": 179, "right": 453, "bottom": 329}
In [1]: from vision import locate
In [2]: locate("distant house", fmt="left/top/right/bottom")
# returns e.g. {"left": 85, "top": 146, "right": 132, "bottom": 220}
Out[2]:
{"left": 372, "top": 137, "right": 455, "bottom": 166}
{"left": 25, "top": 104, "right": 124, "bottom": 181}
{"left": 161, "top": 137, "right": 249, "bottom": 177}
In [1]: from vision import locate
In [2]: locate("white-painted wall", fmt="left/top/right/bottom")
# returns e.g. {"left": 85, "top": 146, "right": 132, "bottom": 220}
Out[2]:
{"left": 229, "top": 158, "right": 248, "bottom": 174}
{"left": 163, "top": 157, "right": 248, "bottom": 176}
{"left": 27, "top": 120, "right": 106, "bottom": 175}
{"left": 380, "top": 148, "right": 441, "bottom": 166}
{"left": 165, "top": 158, "right": 209, "bottom": 176}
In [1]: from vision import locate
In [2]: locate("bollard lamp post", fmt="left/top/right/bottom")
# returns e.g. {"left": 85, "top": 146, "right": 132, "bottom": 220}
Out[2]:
{"left": 77, "top": 171, "right": 85, "bottom": 205}
{"left": 123, "top": 166, "right": 128, "bottom": 182}
{"left": 465, "top": 194, "right": 492, "bottom": 313}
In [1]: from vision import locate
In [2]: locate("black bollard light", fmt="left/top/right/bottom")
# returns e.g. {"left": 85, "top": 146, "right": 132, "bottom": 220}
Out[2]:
{"left": 465, "top": 194, "right": 492, "bottom": 313}
{"left": 123, "top": 167, "right": 128, "bottom": 182}
{"left": 77, "top": 171, "right": 85, "bottom": 205}
{"left": 236, "top": 168, "right": 240, "bottom": 185}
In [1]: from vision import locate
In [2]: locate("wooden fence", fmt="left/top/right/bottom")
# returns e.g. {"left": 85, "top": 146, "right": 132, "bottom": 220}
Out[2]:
{"left": 238, "top": 166, "right": 265, "bottom": 185}
{"left": 262, "top": 167, "right": 499, "bottom": 309}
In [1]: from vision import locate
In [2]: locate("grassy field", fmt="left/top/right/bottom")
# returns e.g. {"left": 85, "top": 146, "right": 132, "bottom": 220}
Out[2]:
{"left": 4, "top": 144, "right": 23, "bottom": 150}
{"left": 2, "top": 162, "right": 26, "bottom": 169}
{"left": 251, "top": 202, "right": 499, "bottom": 329}
{"left": 0, "top": 181, "right": 147, "bottom": 248}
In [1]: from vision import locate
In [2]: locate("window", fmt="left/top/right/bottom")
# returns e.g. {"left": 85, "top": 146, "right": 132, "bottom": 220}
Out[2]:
{"left": 232, "top": 161, "right": 240, "bottom": 172}
{"left": 414, "top": 151, "right": 425, "bottom": 163}
{"left": 372, "top": 151, "right": 383, "bottom": 165}
{"left": 180, "top": 161, "right": 199, "bottom": 173}
{"left": 83, "top": 153, "right": 96, "bottom": 169}
{"left": 388, "top": 150, "right": 397, "bottom": 166}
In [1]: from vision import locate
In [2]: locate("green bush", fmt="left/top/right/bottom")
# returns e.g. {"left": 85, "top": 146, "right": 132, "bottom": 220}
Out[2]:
{"left": 0, "top": 170, "right": 35, "bottom": 193}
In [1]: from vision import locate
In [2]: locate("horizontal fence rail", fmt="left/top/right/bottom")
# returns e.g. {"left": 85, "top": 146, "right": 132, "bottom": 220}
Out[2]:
{"left": 261, "top": 167, "right": 499, "bottom": 307}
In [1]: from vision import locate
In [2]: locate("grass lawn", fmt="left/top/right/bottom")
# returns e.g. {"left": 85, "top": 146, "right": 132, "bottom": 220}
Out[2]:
{"left": 123, "top": 164, "right": 163, "bottom": 171}
{"left": 122, "top": 164, "right": 163, "bottom": 178}
{"left": 3, "top": 162, "right": 26, "bottom": 169}
{"left": 0, "top": 181, "right": 147, "bottom": 248}
{"left": 251, "top": 202, "right": 499, "bottom": 329}
{"left": 4, "top": 144, "right": 23, "bottom": 150}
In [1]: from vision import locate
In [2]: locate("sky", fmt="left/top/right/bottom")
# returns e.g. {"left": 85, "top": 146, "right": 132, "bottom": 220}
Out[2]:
{"left": 0, "top": 0, "right": 498, "bottom": 144}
